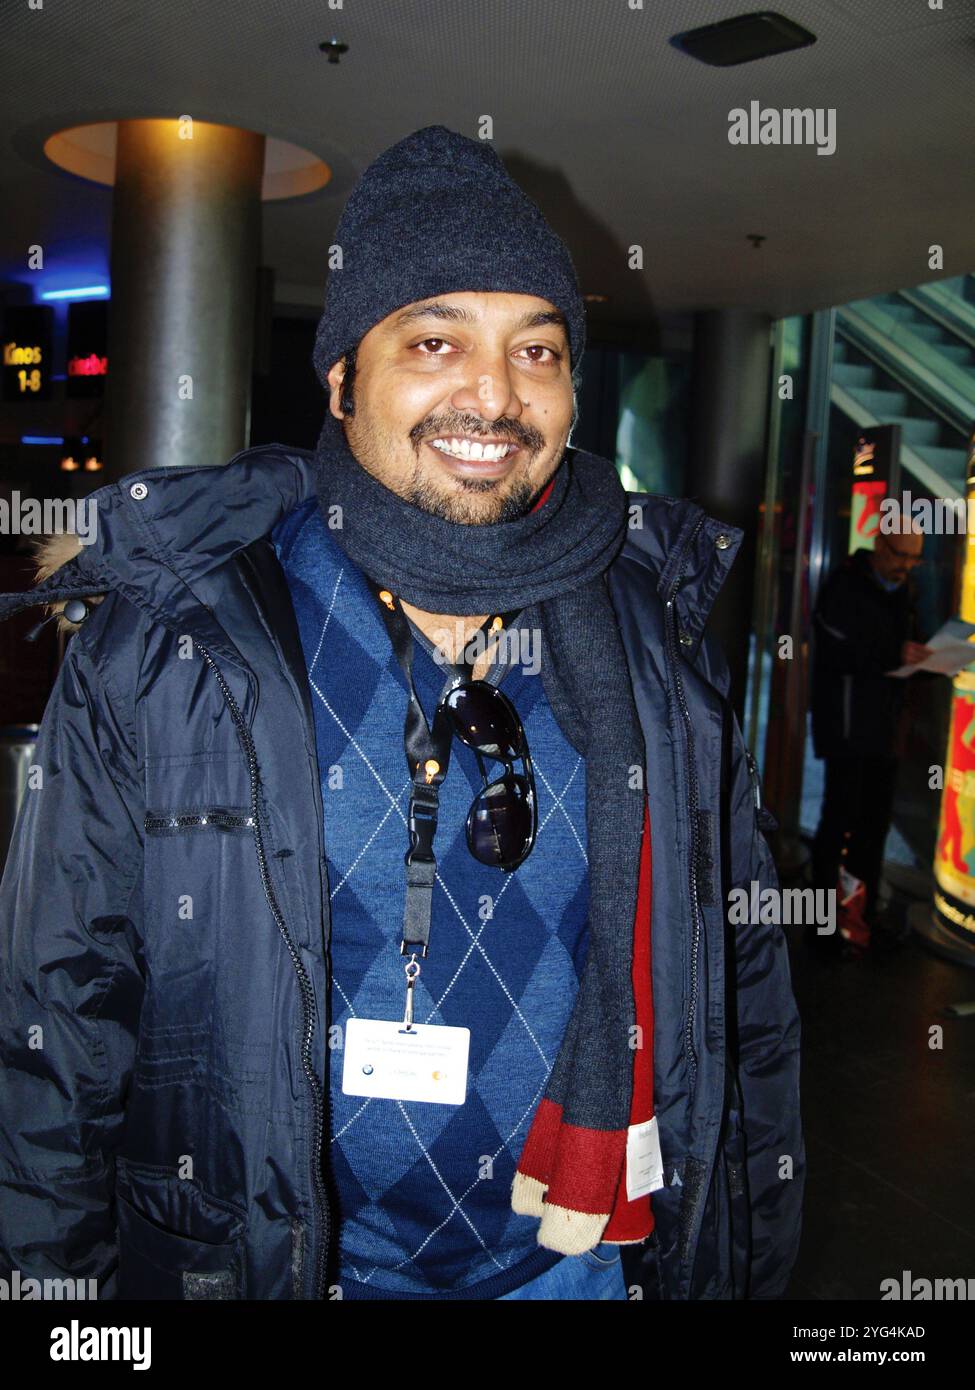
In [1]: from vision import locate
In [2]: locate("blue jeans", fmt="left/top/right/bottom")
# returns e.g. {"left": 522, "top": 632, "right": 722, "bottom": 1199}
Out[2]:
{"left": 498, "top": 1242, "right": 628, "bottom": 1300}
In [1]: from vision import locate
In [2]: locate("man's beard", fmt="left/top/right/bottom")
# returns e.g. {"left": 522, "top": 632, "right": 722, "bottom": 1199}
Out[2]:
{"left": 339, "top": 409, "right": 556, "bottom": 524}
{"left": 405, "top": 469, "right": 540, "bottom": 525}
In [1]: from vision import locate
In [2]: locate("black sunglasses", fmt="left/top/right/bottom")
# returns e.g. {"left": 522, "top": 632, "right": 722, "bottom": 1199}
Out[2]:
{"left": 437, "top": 678, "right": 537, "bottom": 871}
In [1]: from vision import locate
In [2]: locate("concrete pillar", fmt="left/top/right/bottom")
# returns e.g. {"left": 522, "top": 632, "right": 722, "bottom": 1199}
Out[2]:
{"left": 686, "top": 309, "right": 773, "bottom": 719}
{"left": 106, "top": 119, "right": 265, "bottom": 477}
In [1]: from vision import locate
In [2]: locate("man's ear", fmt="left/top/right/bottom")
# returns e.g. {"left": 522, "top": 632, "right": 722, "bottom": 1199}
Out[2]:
{"left": 326, "top": 359, "right": 346, "bottom": 421}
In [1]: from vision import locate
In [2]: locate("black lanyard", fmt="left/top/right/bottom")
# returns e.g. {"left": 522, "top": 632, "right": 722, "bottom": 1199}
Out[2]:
{"left": 370, "top": 584, "right": 520, "bottom": 963}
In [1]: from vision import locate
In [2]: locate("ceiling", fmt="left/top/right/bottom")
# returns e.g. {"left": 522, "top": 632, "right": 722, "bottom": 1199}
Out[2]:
{"left": 2, "top": 0, "right": 975, "bottom": 346}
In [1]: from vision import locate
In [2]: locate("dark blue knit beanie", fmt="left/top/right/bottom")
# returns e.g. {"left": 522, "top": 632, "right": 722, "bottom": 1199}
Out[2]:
{"left": 311, "top": 125, "right": 587, "bottom": 391}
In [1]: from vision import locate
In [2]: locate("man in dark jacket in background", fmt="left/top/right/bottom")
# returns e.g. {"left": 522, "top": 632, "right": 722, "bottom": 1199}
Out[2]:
{"left": 810, "top": 520, "right": 930, "bottom": 938}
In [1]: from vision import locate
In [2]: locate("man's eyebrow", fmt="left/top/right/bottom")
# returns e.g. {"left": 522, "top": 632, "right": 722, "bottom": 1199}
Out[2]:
{"left": 517, "top": 308, "right": 569, "bottom": 334}
{"left": 392, "top": 301, "right": 569, "bottom": 336}
{"left": 393, "top": 302, "right": 477, "bottom": 328}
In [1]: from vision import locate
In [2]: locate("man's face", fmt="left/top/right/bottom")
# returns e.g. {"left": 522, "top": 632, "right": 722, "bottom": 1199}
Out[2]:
{"left": 873, "top": 528, "right": 924, "bottom": 583}
{"left": 325, "top": 291, "right": 577, "bottom": 525}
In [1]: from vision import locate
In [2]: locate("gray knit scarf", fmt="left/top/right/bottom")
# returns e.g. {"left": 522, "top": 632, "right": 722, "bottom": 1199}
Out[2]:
{"left": 311, "top": 415, "right": 650, "bottom": 1253}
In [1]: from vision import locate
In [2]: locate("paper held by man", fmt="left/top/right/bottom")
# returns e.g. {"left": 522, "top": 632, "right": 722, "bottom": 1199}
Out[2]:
{"left": 887, "top": 618, "right": 975, "bottom": 678}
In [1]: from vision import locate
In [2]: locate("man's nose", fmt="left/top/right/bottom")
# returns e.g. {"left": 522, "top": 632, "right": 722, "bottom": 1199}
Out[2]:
{"left": 450, "top": 348, "right": 524, "bottom": 422}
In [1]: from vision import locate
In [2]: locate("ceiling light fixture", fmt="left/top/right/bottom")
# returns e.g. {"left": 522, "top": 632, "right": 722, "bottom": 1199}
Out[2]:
{"left": 319, "top": 38, "right": 349, "bottom": 64}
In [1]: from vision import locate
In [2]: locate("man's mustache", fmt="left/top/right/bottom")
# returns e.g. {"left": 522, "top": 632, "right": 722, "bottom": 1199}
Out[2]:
{"left": 412, "top": 421, "right": 544, "bottom": 449}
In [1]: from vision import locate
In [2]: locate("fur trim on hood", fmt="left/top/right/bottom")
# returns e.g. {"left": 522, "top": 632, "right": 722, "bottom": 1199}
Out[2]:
{"left": 32, "top": 532, "right": 106, "bottom": 633}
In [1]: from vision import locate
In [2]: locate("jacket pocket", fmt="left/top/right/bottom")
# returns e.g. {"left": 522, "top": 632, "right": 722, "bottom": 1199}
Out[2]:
{"left": 115, "top": 1179, "right": 245, "bottom": 1300}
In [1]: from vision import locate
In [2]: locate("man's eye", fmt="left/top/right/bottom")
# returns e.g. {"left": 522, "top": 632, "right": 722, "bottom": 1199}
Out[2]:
{"left": 412, "top": 339, "right": 563, "bottom": 362}
{"left": 518, "top": 345, "right": 562, "bottom": 364}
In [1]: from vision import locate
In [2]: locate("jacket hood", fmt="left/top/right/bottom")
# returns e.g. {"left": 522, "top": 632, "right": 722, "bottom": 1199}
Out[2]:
{"left": 29, "top": 530, "right": 111, "bottom": 632}
{"left": 2, "top": 442, "right": 743, "bottom": 652}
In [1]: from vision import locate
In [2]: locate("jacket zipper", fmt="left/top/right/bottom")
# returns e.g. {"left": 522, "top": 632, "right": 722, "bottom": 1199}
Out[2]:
{"left": 744, "top": 748, "right": 762, "bottom": 810}
{"left": 197, "top": 642, "right": 329, "bottom": 1300}
{"left": 663, "top": 514, "right": 706, "bottom": 1101}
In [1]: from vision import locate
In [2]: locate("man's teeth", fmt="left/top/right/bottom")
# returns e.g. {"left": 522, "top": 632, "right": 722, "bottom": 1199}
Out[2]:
{"left": 430, "top": 438, "right": 517, "bottom": 462}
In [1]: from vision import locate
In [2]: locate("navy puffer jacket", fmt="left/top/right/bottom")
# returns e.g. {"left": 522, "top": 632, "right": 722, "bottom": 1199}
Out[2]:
{"left": 0, "top": 444, "right": 804, "bottom": 1300}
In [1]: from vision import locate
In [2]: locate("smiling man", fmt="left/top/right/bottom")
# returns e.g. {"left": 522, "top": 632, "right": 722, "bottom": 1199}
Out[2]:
{"left": 0, "top": 126, "right": 804, "bottom": 1303}
{"left": 324, "top": 288, "right": 576, "bottom": 678}
{"left": 334, "top": 293, "right": 571, "bottom": 524}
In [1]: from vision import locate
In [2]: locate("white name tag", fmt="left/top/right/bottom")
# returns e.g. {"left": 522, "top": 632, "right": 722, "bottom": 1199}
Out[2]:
{"left": 626, "top": 1117, "right": 665, "bottom": 1201}
{"left": 342, "top": 1017, "right": 470, "bottom": 1105}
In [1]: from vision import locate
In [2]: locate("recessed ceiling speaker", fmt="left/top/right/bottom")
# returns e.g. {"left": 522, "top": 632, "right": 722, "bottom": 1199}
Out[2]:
{"left": 669, "top": 10, "right": 817, "bottom": 66}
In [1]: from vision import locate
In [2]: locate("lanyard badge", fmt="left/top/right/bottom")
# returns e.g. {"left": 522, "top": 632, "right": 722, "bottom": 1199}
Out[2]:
{"left": 339, "top": 585, "right": 531, "bottom": 1108}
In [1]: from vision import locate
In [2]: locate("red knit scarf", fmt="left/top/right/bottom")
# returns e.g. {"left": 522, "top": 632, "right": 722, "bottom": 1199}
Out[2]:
{"left": 510, "top": 797, "right": 656, "bottom": 1250}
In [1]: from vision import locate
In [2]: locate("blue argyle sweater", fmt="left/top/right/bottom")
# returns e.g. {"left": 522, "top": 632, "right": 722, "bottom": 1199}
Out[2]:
{"left": 272, "top": 498, "right": 590, "bottom": 1299}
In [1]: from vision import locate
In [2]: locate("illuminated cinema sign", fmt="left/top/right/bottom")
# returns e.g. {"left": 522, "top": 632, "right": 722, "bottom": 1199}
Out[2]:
{"left": 849, "top": 423, "right": 901, "bottom": 554}
{"left": 2, "top": 305, "right": 53, "bottom": 401}
{"left": 66, "top": 301, "right": 108, "bottom": 399}
{"left": 68, "top": 353, "right": 107, "bottom": 377}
